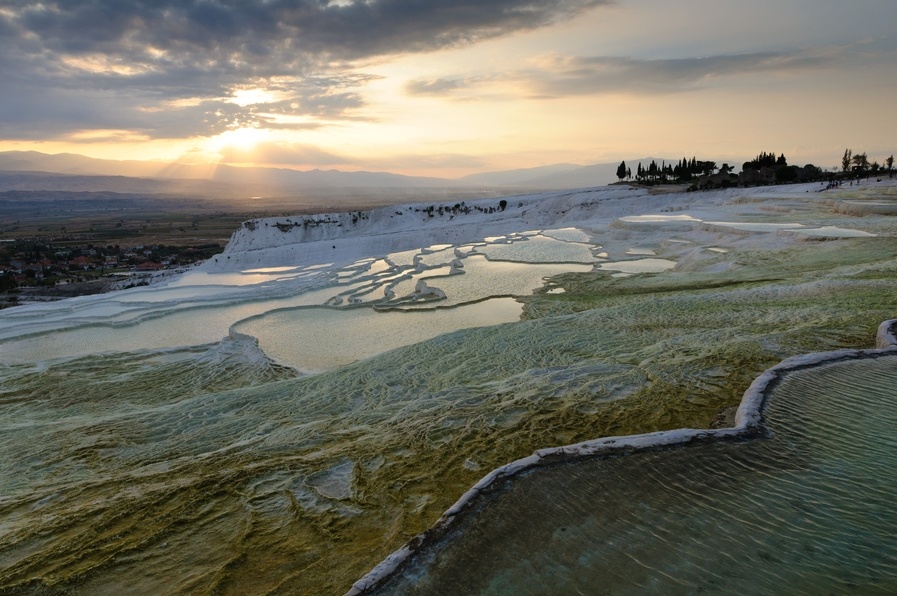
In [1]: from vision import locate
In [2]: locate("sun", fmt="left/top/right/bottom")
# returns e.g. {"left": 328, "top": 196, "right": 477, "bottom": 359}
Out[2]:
{"left": 205, "top": 126, "right": 271, "bottom": 162}
{"left": 213, "top": 126, "right": 268, "bottom": 151}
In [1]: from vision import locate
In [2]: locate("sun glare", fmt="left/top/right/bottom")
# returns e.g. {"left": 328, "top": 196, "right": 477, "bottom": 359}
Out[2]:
{"left": 229, "top": 87, "right": 279, "bottom": 107}
{"left": 206, "top": 126, "right": 270, "bottom": 160}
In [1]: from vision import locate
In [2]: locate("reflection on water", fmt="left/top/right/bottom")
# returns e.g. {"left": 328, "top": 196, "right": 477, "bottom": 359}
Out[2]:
{"left": 542, "top": 228, "right": 591, "bottom": 243}
{"left": 234, "top": 298, "right": 522, "bottom": 373}
{"left": 242, "top": 266, "right": 303, "bottom": 274}
{"left": 598, "top": 258, "right": 676, "bottom": 274}
{"left": 619, "top": 214, "right": 701, "bottom": 223}
{"left": 791, "top": 226, "right": 876, "bottom": 237}
{"left": 478, "top": 235, "right": 595, "bottom": 264}
{"left": 705, "top": 221, "right": 805, "bottom": 232}
{"left": 387, "top": 256, "right": 591, "bottom": 309}
{"left": 376, "top": 355, "right": 897, "bottom": 594}
{"left": 0, "top": 231, "right": 596, "bottom": 365}
{"left": 165, "top": 269, "right": 305, "bottom": 287}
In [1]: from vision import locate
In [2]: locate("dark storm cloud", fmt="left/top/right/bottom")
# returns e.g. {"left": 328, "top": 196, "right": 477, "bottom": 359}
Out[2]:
{"left": 8, "top": 0, "right": 608, "bottom": 59}
{"left": 0, "top": 0, "right": 607, "bottom": 139}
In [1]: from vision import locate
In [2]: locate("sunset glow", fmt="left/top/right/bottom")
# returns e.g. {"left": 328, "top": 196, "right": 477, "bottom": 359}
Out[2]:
{"left": 0, "top": 1, "right": 894, "bottom": 177}
{"left": 206, "top": 127, "right": 271, "bottom": 158}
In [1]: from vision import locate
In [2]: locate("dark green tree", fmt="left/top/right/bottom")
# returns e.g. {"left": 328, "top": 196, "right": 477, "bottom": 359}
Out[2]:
{"left": 842, "top": 148, "right": 852, "bottom": 173}
{"left": 775, "top": 166, "right": 798, "bottom": 183}
{"left": 616, "top": 161, "right": 627, "bottom": 181}
{"left": 697, "top": 161, "right": 716, "bottom": 176}
{"left": 0, "top": 273, "right": 16, "bottom": 292}
{"left": 745, "top": 152, "right": 777, "bottom": 170}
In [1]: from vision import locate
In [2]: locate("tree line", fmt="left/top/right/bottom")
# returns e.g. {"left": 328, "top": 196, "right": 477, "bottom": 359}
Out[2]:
{"left": 616, "top": 148, "right": 895, "bottom": 187}
{"left": 616, "top": 157, "right": 725, "bottom": 184}
{"left": 841, "top": 149, "right": 894, "bottom": 177}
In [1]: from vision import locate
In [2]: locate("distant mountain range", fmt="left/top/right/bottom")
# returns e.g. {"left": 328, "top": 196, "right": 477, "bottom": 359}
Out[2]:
{"left": 459, "top": 159, "right": 673, "bottom": 189}
{"left": 0, "top": 150, "right": 676, "bottom": 195}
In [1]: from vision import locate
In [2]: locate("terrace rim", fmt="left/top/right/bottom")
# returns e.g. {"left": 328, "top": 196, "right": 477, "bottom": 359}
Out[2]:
{"left": 348, "top": 318, "right": 897, "bottom": 595}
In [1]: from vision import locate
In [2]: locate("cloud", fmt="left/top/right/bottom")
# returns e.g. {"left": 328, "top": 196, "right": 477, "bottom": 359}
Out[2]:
{"left": 523, "top": 49, "right": 842, "bottom": 96}
{"left": 0, "top": 0, "right": 608, "bottom": 139}
{"left": 401, "top": 46, "right": 852, "bottom": 101}
{"left": 8, "top": 1, "right": 609, "bottom": 60}
{"left": 404, "top": 78, "right": 469, "bottom": 96}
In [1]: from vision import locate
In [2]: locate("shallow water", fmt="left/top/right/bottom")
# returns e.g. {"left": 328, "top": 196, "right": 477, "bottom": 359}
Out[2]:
{"left": 477, "top": 235, "right": 596, "bottom": 263}
{"left": 704, "top": 221, "right": 804, "bottom": 232}
{"left": 0, "top": 227, "right": 625, "bottom": 593}
{"left": 0, "top": 233, "right": 593, "bottom": 364}
{"left": 619, "top": 214, "right": 701, "bottom": 223}
{"left": 597, "top": 258, "right": 676, "bottom": 274}
{"left": 234, "top": 298, "right": 522, "bottom": 373}
{"left": 791, "top": 226, "right": 876, "bottom": 237}
{"left": 376, "top": 355, "right": 897, "bottom": 594}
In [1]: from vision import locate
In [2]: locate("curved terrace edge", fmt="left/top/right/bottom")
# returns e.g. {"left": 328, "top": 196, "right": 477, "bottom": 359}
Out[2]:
{"left": 347, "top": 317, "right": 897, "bottom": 595}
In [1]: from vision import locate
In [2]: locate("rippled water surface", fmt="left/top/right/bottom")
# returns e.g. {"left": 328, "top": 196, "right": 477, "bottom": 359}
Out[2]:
{"left": 377, "top": 355, "right": 897, "bottom": 594}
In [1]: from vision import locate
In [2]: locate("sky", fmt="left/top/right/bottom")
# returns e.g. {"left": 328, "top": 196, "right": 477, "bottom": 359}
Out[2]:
{"left": 0, "top": 0, "right": 895, "bottom": 178}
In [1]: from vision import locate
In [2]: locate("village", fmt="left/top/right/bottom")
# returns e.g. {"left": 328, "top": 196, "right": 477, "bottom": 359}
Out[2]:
{"left": 0, "top": 239, "right": 222, "bottom": 306}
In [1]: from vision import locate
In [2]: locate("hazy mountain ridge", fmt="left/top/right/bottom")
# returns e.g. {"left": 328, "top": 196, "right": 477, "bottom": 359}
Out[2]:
{"left": 0, "top": 150, "right": 678, "bottom": 194}
{"left": 0, "top": 151, "right": 454, "bottom": 191}
{"left": 0, "top": 171, "right": 250, "bottom": 197}
{"left": 458, "top": 163, "right": 583, "bottom": 186}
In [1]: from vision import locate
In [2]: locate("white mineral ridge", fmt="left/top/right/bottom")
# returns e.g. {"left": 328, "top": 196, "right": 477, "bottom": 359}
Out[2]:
{"left": 204, "top": 182, "right": 838, "bottom": 276}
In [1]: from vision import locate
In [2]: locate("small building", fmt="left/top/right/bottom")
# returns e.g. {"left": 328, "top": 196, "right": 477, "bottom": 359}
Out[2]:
{"left": 70, "top": 256, "right": 91, "bottom": 270}
{"left": 135, "top": 262, "right": 165, "bottom": 272}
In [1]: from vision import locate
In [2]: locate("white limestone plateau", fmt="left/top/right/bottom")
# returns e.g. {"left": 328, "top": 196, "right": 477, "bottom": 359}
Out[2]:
{"left": 347, "top": 319, "right": 897, "bottom": 595}
{"left": 196, "top": 180, "right": 896, "bottom": 289}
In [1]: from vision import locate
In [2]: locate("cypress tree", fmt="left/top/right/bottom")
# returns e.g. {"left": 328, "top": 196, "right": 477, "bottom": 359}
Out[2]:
{"left": 616, "top": 161, "right": 627, "bottom": 181}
